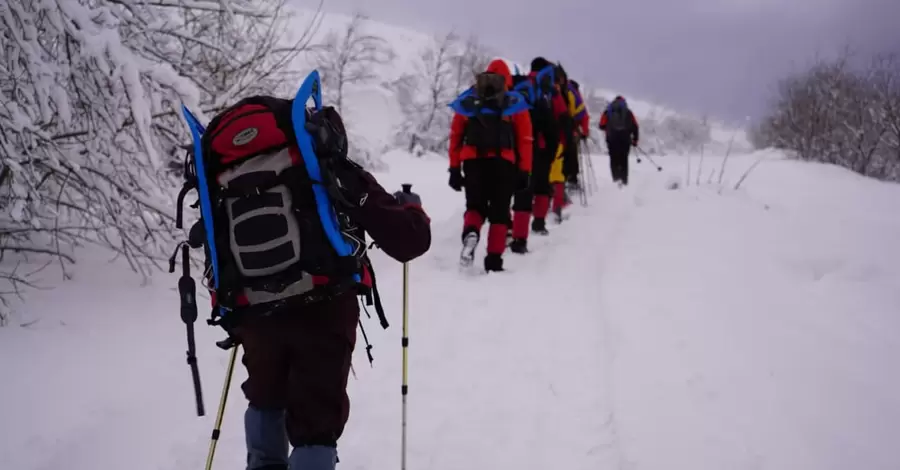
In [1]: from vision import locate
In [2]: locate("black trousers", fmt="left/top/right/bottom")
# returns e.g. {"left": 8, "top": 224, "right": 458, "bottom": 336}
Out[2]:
{"left": 512, "top": 146, "right": 552, "bottom": 212}
{"left": 607, "top": 140, "right": 631, "bottom": 185}
{"left": 463, "top": 157, "right": 517, "bottom": 224}
{"left": 563, "top": 139, "right": 580, "bottom": 182}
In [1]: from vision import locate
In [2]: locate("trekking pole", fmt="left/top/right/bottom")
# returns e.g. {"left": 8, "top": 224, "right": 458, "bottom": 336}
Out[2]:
{"left": 583, "top": 139, "right": 598, "bottom": 194}
{"left": 173, "top": 243, "right": 205, "bottom": 417}
{"left": 637, "top": 146, "right": 663, "bottom": 171}
{"left": 400, "top": 183, "right": 412, "bottom": 470}
{"left": 580, "top": 139, "right": 598, "bottom": 196}
{"left": 576, "top": 142, "right": 589, "bottom": 206}
{"left": 205, "top": 341, "right": 239, "bottom": 470}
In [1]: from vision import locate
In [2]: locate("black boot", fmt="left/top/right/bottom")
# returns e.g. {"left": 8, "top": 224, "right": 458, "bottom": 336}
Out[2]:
{"left": 484, "top": 253, "right": 504, "bottom": 272}
{"left": 509, "top": 237, "right": 528, "bottom": 254}
{"left": 531, "top": 217, "right": 549, "bottom": 235}
{"left": 553, "top": 206, "right": 564, "bottom": 224}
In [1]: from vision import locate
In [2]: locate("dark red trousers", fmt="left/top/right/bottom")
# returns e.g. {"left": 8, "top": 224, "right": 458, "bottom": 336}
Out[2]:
{"left": 233, "top": 293, "right": 358, "bottom": 448}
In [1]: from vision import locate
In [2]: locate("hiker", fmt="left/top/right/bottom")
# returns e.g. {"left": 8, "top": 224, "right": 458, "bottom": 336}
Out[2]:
{"left": 507, "top": 58, "right": 559, "bottom": 253}
{"left": 178, "top": 76, "right": 432, "bottom": 470}
{"left": 564, "top": 78, "right": 590, "bottom": 190}
{"left": 548, "top": 63, "right": 575, "bottom": 222}
{"left": 598, "top": 95, "right": 639, "bottom": 186}
{"left": 448, "top": 58, "right": 533, "bottom": 271}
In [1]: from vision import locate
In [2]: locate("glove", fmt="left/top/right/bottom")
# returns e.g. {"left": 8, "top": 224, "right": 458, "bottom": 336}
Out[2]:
{"left": 394, "top": 189, "right": 422, "bottom": 207}
{"left": 516, "top": 170, "right": 530, "bottom": 191}
{"left": 448, "top": 168, "right": 464, "bottom": 192}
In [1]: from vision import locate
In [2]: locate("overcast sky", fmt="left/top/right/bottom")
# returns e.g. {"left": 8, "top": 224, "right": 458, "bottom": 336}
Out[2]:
{"left": 315, "top": 0, "right": 898, "bottom": 123}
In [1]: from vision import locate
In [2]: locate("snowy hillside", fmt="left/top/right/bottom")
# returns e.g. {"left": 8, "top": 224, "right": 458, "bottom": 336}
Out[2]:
{"left": 2, "top": 6, "right": 898, "bottom": 470}
{"left": 282, "top": 8, "right": 751, "bottom": 165}
{"left": 3, "top": 147, "right": 900, "bottom": 470}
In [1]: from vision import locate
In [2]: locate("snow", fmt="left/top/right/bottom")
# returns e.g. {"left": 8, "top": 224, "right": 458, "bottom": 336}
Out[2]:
{"left": 2, "top": 147, "right": 900, "bottom": 470}
{"left": 3, "top": 5, "right": 900, "bottom": 470}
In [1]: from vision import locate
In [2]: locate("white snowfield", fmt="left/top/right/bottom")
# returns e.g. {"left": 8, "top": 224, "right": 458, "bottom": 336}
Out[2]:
{"left": 2, "top": 149, "right": 899, "bottom": 470}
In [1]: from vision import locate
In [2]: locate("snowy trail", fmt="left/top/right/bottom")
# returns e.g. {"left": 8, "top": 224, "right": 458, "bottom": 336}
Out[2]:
{"left": 4, "top": 151, "right": 900, "bottom": 470}
{"left": 403, "top": 185, "right": 637, "bottom": 470}
{"left": 335, "top": 161, "right": 649, "bottom": 470}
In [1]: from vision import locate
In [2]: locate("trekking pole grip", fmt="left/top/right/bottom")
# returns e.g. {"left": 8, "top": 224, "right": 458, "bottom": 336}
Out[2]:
{"left": 401, "top": 183, "right": 412, "bottom": 194}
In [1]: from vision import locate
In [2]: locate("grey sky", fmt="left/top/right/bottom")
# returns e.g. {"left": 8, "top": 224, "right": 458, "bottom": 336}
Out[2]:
{"left": 315, "top": 0, "right": 898, "bottom": 124}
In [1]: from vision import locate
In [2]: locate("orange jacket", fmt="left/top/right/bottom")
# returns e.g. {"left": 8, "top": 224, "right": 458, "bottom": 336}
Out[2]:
{"left": 449, "top": 111, "right": 533, "bottom": 172}
{"left": 448, "top": 58, "right": 533, "bottom": 173}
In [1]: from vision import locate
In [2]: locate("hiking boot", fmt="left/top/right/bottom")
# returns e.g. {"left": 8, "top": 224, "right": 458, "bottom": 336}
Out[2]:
{"left": 509, "top": 238, "right": 528, "bottom": 254}
{"left": 484, "top": 253, "right": 504, "bottom": 272}
{"left": 460, "top": 230, "right": 479, "bottom": 266}
{"left": 531, "top": 218, "right": 549, "bottom": 235}
{"left": 553, "top": 207, "right": 564, "bottom": 224}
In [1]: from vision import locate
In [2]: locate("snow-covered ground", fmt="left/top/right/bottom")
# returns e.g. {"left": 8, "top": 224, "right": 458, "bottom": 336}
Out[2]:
{"left": 3, "top": 148, "right": 899, "bottom": 470}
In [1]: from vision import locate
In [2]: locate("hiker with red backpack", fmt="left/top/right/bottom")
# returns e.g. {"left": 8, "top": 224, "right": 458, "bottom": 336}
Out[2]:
{"left": 176, "top": 71, "right": 431, "bottom": 470}
{"left": 448, "top": 58, "right": 533, "bottom": 271}
{"left": 598, "top": 95, "right": 640, "bottom": 186}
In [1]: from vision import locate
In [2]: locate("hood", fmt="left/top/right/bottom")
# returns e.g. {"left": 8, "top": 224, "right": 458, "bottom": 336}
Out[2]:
{"left": 486, "top": 59, "right": 514, "bottom": 89}
{"left": 530, "top": 56, "right": 552, "bottom": 73}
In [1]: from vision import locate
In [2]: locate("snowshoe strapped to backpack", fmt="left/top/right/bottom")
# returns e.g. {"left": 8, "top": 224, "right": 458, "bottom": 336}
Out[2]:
{"left": 174, "top": 70, "right": 379, "bottom": 329}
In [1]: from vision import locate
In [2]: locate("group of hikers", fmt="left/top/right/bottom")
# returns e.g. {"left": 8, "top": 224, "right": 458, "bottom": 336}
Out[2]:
{"left": 173, "top": 55, "right": 640, "bottom": 470}
{"left": 448, "top": 57, "right": 640, "bottom": 272}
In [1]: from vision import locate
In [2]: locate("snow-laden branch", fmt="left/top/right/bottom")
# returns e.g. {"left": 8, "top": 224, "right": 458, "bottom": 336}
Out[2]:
{"left": 753, "top": 49, "right": 900, "bottom": 181}
{"left": 0, "top": 0, "right": 316, "bottom": 320}
{"left": 391, "top": 32, "right": 493, "bottom": 156}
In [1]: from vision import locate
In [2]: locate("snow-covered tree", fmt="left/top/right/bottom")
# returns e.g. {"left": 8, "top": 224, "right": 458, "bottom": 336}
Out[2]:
{"left": 450, "top": 35, "right": 493, "bottom": 95}
{"left": 754, "top": 49, "right": 900, "bottom": 181}
{"left": 0, "top": 0, "right": 318, "bottom": 322}
{"left": 313, "top": 12, "right": 395, "bottom": 114}
{"left": 392, "top": 32, "right": 491, "bottom": 156}
{"left": 871, "top": 54, "right": 900, "bottom": 177}
{"left": 310, "top": 12, "right": 394, "bottom": 169}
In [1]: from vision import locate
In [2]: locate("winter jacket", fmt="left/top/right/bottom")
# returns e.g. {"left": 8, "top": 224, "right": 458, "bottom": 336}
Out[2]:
{"left": 599, "top": 98, "right": 639, "bottom": 144}
{"left": 565, "top": 83, "right": 590, "bottom": 137}
{"left": 449, "top": 60, "right": 533, "bottom": 173}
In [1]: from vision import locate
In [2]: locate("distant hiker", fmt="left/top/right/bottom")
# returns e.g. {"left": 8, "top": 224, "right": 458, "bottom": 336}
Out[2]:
{"left": 448, "top": 58, "right": 533, "bottom": 271}
{"left": 598, "top": 95, "right": 639, "bottom": 186}
{"left": 548, "top": 63, "right": 574, "bottom": 222}
{"left": 563, "top": 78, "right": 590, "bottom": 190}
{"left": 507, "top": 57, "right": 559, "bottom": 253}
{"left": 176, "top": 72, "right": 431, "bottom": 470}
